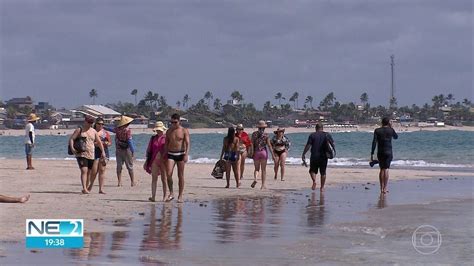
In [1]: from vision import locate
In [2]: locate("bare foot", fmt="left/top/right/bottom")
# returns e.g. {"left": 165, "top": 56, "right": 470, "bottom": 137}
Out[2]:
{"left": 20, "top": 195, "right": 30, "bottom": 203}
{"left": 320, "top": 187, "right": 325, "bottom": 192}
{"left": 274, "top": 176, "right": 277, "bottom": 180}
{"left": 260, "top": 185, "right": 267, "bottom": 190}
{"left": 225, "top": 184, "right": 229, "bottom": 188}
{"left": 99, "top": 190, "right": 106, "bottom": 194}
{"left": 281, "top": 178, "right": 285, "bottom": 181}
{"left": 236, "top": 182, "right": 241, "bottom": 188}
{"left": 87, "top": 186, "right": 93, "bottom": 192}
{"left": 312, "top": 183, "right": 317, "bottom": 190}
{"left": 166, "top": 195, "right": 175, "bottom": 202}
{"left": 117, "top": 182, "right": 123, "bottom": 187}
{"left": 148, "top": 197, "right": 155, "bottom": 202}
{"left": 26, "top": 167, "right": 35, "bottom": 170}
{"left": 131, "top": 182, "right": 137, "bottom": 187}
{"left": 81, "top": 189, "right": 89, "bottom": 194}
{"left": 177, "top": 197, "right": 184, "bottom": 203}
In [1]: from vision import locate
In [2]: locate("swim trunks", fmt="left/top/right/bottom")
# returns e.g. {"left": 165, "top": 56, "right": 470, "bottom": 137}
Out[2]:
{"left": 168, "top": 151, "right": 185, "bottom": 162}
{"left": 377, "top": 153, "right": 393, "bottom": 169}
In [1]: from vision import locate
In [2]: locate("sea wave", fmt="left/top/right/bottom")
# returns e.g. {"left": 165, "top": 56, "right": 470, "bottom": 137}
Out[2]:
{"left": 35, "top": 156, "right": 472, "bottom": 168}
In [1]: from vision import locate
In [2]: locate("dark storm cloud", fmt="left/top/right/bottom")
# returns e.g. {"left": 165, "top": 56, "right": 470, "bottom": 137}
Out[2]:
{"left": 1, "top": 0, "right": 472, "bottom": 108}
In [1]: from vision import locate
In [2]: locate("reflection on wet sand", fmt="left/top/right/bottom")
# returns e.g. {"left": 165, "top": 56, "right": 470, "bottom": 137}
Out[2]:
{"left": 377, "top": 193, "right": 387, "bottom": 209}
{"left": 67, "top": 232, "right": 106, "bottom": 260}
{"left": 213, "top": 196, "right": 284, "bottom": 243}
{"left": 141, "top": 204, "right": 183, "bottom": 251}
{"left": 305, "top": 192, "right": 326, "bottom": 232}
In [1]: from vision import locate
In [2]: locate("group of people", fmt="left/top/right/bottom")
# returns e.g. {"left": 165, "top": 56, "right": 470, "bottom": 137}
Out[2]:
{"left": 68, "top": 113, "right": 190, "bottom": 203}
{"left": 8, "top": 113, "right": 397, "bottom": 204}
{"left": 218, "top": 120, "right": 292, "bottom": 190}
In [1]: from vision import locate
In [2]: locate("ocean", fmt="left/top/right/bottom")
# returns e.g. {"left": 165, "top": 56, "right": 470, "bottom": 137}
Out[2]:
{"left": 1, "top": 130, "right": 473, "bottom": 169}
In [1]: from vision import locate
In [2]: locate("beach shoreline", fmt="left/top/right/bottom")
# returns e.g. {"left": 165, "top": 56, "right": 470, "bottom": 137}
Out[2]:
{"left": 1, "top": 124, "right": 473, "bottom": 136}
{"left": 1, "top": 159, "right": 473, "bottom": 243}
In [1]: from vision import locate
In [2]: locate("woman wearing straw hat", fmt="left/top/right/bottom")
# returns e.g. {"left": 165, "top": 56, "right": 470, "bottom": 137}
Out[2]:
{"left": 249, "top": 120, "right": 274, "bottom": 189}
{"left": 143, "top": 121, "right": 169, "bottom": 202}
{"left": 271, "top": 127, "right": 291, "bottom": 181}
{"left": 104, "top": 115, "right": 136, "bottom": 187}
{"left": 24, "top": 113, "right": 40, "bottom": 170}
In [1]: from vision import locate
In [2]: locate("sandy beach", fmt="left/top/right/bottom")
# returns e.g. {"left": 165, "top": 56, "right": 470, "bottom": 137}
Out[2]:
{"left": 1, "top": 124, "right": 473, "bottom": 137}
{"left": 1, "top": 159, "right": 472, "bottom": 242}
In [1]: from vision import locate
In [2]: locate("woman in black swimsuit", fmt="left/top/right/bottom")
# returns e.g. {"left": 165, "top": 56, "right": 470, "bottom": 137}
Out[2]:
{"left": 271, "top": 128, "right": 290, "bottom": 181}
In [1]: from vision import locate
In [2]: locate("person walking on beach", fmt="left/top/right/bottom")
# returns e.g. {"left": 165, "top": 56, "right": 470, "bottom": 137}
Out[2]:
{"left": 105, "top": 116, "right": 137, "bottom": 187}
{"left": 371, "top": 117, "right": 398, "bottom": 194}
{"left": 271, "top": 127, "right": 291, "bottom": 181}
{"left": 219, "top": 127, "right": 241, "bottom": 188}
{"left": 144, "top": 121, "right": 169, "bottom": 202}
{"left": 87, "top": 117, "right": 111, "bottom": 194}
{"left": 235, "top": 124, "right": 251, "bottom": 180}
{"left": 24, "top": 113, "right": 40, "bottom": 170}
{"left": 249, "top": 120, "right": 274, "bottom": 189}
{"left": 165, "top": 113, "right": 190, "bottom": 203}
{"left": 69, "top": 116, "right": 106, "bottom": 194}
{"left": 302, "top": 123, "right": 334, "bottom": 191}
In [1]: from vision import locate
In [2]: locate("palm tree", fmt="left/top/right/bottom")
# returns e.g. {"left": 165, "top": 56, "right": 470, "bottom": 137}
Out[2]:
{"left": 144, "top": 91, "right": 154, "bottom": 108}
{"left": 153, "top": 93, "right": 160, "bottom": 109}
{"left": 230, "top": 91, "right": 243, "bottom": 103}
{"left": 213, "top": 98, "right": 222, "bottom": 111}
{"left": 319, "top": 92, "right": 336, "bottom": 111}
{"left": 289, "top": 92, "right": 299, "bottom": 109}
{"left": 305, "top": 96, "right": 313, "bottom": 109}
{"left": 183, "top": 94, "right": 190, "bottom": 108}
{"left": 158, "top": 95, "right": 167, "bottom": 108}
{"left": 204, "top": 91, "right": 213, "bottom": 106}
{"left": 447, "top": 93, "right": 454, "bottom": 105}
{"left": 275, "top": 92, "right": 283, "bottom": 105}
{"left": 360, "top": 92, "right": 369, "bottom": 105}
{"left": 462, "top": 98, "right": 471, "bottom": 107}
{"left": 89, "top": 89, "right": 98, "bottom": 104}
{"left": 131, "top": 89, "right": 138, "bottom": 106}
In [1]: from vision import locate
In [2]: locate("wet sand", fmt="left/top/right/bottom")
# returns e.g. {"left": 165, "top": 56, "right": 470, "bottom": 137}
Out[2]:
{"left": 1, "top": 173, "right": 472, "bottom": 265}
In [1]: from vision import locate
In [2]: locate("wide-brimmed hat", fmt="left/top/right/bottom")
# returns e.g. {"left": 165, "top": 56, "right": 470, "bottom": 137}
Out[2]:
{"left": 116, "top": 115, "right": 134, "bottom": 127}
{"left": 256, "top": 120, "right": 267, "bottom": 128}
{"left": 236, "top": 124, "right": 244, "bottom": 130}
{"left": 27, "top": 113, "right": 40, "bottom": 122}
{"left": 273, "top": 127, "right": 285, "bottom": 134}
{"left": 153, "top": 121, "right": 167, "bottom": 132}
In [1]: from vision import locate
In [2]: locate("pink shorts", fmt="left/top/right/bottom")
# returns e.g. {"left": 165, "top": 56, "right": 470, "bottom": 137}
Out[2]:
{"left": 253, "top": 149, "right": 268, "bottom": 161}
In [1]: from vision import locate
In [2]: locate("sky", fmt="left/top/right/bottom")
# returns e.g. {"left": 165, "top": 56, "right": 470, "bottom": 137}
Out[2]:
{"left": 1, "top": 0, "right": 472, "bottom": 109}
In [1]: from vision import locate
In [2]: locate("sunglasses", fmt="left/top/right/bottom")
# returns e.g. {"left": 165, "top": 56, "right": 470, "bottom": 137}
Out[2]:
{"left": 171, "top": 121, "right": 179, "bottom": 124}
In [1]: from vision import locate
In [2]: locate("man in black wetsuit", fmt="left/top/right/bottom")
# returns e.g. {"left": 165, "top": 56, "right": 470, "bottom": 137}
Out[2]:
{"left": 302, "top": 123, "right": 335, "bottom": 191}
{"left": 371, "top": 117, "right": 398, "bottom": 194}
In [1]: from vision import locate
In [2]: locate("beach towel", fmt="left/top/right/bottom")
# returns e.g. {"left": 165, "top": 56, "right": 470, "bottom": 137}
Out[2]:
{"left": 211, "top": 159, "right": 226, "bottom": 179}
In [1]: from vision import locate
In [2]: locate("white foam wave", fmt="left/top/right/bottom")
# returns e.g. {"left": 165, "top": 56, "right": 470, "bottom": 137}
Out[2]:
{"left": 32, "top": 156, "right": 472, "bottom": 168}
